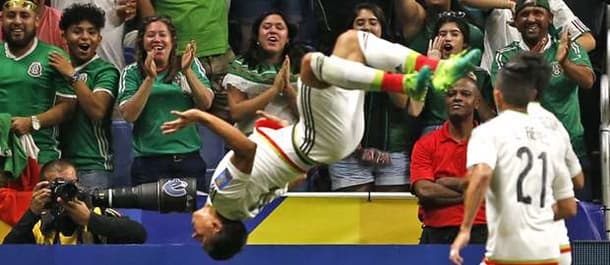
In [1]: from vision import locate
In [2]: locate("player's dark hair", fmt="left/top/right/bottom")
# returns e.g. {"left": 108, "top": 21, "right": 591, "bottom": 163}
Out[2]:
{"left": 40, "top": 159, "right": 77, "bottom": 180}
{"left": 496, "top": 52, "right": 549, "bottom": 107}
{"left": 204, "top": 216, "right": 248, "bottom": 260}
{"left": 59, "top": 3, "right": 105, "bottom": 31}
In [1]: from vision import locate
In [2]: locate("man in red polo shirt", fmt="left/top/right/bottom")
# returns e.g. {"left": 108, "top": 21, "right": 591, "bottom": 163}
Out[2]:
{"left": 410, "top": 74, "right": 487, "bottom": 244}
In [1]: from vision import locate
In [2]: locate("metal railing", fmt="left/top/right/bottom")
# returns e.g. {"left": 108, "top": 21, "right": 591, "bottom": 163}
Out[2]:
{"left": 602, "top": 4, "right": 610, "bottom": 239}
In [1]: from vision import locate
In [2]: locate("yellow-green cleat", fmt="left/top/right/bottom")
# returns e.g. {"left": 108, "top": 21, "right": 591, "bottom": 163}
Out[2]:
{"left": 432, "top": 49, "right": 481, "bottom": 91}
{"left": 404, "top": 66, "right": 431, "bottom": 102}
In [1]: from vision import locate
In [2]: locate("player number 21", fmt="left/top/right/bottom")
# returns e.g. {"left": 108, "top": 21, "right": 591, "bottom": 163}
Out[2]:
{"left": 516, "top": 146, "right": 547, "bottom": 208}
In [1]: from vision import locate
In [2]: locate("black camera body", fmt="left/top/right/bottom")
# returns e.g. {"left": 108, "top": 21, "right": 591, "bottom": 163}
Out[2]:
{"left": 48, "top": 179, "right": 80, "bottom": 203}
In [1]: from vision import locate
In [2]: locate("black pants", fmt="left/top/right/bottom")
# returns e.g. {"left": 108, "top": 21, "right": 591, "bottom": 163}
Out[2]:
{"left": 419, "top": 224, "right": 488, "bottom": 244}
{"left": 131, "top": 151, "right": 207, "bottom": 190}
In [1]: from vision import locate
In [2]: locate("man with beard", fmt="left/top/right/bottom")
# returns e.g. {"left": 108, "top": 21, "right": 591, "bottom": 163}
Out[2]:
{"left": 0, "top": 0, "right": 76, "bottom": 167}
{"left": 0, "top": 0, "right": 67, "bottom": 51}
{"left": 49, "top": 3, "right": 119, "bottom": 190}
{"left": 490, "top": 0, "right": 595, "bottom": 201}
{"left": 410, "top": 74, "right": 487, "bottom": 244}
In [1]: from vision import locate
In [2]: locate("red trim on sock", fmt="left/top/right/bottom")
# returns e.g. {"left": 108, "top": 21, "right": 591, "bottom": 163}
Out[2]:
{"left": 415, "top": 56, "right": 439, "bottom": 71}
{"left": 380, "top": 72, "right": 404, "bottom": 93}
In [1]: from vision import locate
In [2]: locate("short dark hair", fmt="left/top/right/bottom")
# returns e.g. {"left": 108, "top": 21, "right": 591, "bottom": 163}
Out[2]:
{"left": 496, "top": 52, "right": 549, "bottom": 107}
{"left": 204, "top": 216, "right": 248, "bottom": 260}
{"left": 40, "top": 159, "right": 76, "bottom": 180}
{"left": 59, "top": 3, "right": 105, "bottom": 31}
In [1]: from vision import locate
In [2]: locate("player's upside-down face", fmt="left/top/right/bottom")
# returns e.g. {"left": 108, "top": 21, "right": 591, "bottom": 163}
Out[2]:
{"left": 192, "top": 207, "right": 222, "bottom": 247}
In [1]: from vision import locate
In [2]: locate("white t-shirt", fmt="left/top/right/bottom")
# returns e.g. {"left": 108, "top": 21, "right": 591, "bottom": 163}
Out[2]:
{"left": 480, "top": 0, "right": 590, "bottom": 71}
{"left": 467, "top": 110, "right": 574, "bottom": 262}
{"left": 51, "top": 0, "right": 126, "bottom": 69}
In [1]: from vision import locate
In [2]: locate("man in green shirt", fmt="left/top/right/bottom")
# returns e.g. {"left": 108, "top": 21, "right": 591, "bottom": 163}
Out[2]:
{"left": 49, "top": 3, "right": 119, "bottom": 189}
{"left": 491, "top": 0, "right": 595, "bottom": 199}
{"left": 0, "top": 0, "right": 76, "bottom": 165}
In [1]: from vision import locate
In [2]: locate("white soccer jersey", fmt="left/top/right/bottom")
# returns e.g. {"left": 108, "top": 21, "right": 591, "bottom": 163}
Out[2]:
{"left": 480, "top": 0, "right": 591, "bottom": 71}
{"left": 528, "top": 102, "right": 579, "bottom": 264}
{"left": 208, "top": 80, "right": 365, "bottom": 220}
{"left": 467, "top": 110, "right": 575, "bottom": 263}
{"left": 528, "top": 102, "right": 582, "bottom": 178}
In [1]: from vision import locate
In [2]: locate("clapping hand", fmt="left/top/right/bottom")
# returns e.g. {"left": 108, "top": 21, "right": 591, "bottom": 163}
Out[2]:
{"left": 144, "top": 50, "right": 157, "bottom": 78}
{"left": 556, "top": 30, "right": 571, "bottom": 64}
{"left": 181, "top": 40, "right": 197, "bottom": 71}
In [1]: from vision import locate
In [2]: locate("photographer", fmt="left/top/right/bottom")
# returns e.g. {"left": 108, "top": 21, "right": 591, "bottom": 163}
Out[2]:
{"left": 3, "top": 159, "right": 147, "bottom": 244}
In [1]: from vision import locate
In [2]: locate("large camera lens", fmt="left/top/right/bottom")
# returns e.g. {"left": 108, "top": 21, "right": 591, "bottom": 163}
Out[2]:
{"left": 90, "top": 178, "right": 197, "bottom": 213}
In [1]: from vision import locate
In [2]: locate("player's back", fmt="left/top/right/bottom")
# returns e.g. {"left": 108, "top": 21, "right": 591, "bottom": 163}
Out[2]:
{"left": 469, "top": 110, "right": 572, "bottom": 263}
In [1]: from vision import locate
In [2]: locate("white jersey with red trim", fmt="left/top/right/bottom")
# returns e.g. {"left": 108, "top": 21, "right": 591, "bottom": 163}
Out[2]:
{"left": 208, "top": 80, "right": 366, "bottom": 220}
{"left": 467, "top": 110, "right": 575, "bottom": 263}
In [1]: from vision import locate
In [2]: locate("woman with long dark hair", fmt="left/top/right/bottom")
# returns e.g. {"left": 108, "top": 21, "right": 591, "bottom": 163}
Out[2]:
{"left": 223, "top": 11, "right": 299, "bottom": 135}
{"left": 118, "top": 16, "right": 214, "bottom": 186}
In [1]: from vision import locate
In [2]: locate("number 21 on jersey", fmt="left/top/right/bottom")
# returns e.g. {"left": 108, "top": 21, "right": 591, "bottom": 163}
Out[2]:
{"left": 516, "top": 146, "right": 547, "bottom": 208}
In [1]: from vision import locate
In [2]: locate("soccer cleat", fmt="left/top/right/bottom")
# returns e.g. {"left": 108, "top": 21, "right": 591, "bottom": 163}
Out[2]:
{"left": 432, "top": 49, "right": 481, "bottom": 92}
{"left": 404, "top": 66, "right": 431, "bottom": 102}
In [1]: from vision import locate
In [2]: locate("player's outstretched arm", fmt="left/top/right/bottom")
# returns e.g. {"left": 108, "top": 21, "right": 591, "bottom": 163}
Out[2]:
{"left": 449, "top": 163, "right": 492, "bottom": 265}
{"left": 162, "top": 109, "right": 257, "bottom": 166}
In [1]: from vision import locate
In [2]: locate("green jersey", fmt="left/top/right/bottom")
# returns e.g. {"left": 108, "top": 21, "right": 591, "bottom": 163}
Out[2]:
{"left": 361, "top": 93, "right": 411, "bottom": 152}
{"left": 154, "top": 0, "right": 229, "bottom": 57}
{"left": 491, "top": 39, "right": 592, "bottom": 157}
{"left": 60, "top": 56, "right": 118, "bottom": 170}
{"left": 0, "top": 39, "right": 75, "bottom": 164}
{"left": 118, "top": 59, "right": 212, "bottom": 157}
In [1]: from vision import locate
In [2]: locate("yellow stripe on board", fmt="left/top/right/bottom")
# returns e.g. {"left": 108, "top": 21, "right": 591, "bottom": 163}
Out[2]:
{"left": 0, "top": 220, "right": 11, "bottom": 243}
{"left": 249, "top": 197, "right": 422, "bottom": 244}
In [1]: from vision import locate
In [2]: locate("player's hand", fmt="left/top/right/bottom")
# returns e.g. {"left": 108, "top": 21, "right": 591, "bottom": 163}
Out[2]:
{"left": 427, "top": 36, "right": 443, "bottom": 59}
{"left": 181, "top": 40, "right": 197, "bottom": 71}
{"left": 256, "top": 110, "right": 290, "bottom": 127}
{"left": 116, "top": 0, "right": 137, "bottom": 22}
{"left": 48, "top": 52, "right": 75, "bottom": 80}
{"left": 449, "top": 230, "right": 471, "bottom": 265}
{"left": 556, "top": 30, "right": 571, "bottom": 65}
{"left": 161, "top": 109, "right": 203, "bottom": 134}
{"left": 59, "top": 197, "right": 91, "bottom": 226}
{"left": 30, "top": 181, "right": 51, "bottom": 215}
{"left": 11, "top": 116, "right": 33, "bottom": 135}
{"left": 144, "top": 50, "right": 157, "bottom": 78}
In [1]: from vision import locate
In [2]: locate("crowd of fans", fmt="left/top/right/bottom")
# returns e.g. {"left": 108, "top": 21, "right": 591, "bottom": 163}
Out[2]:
{"left": 0, "top": 0, "right": 606, "bottom": 246}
